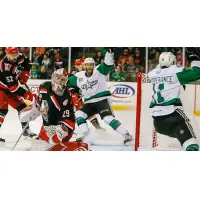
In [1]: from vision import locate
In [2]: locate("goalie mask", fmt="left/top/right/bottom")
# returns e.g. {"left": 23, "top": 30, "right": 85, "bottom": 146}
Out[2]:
{"left": 84, "top": 57, "right": 95, "bottom": 76}
{"left": 51, "top": 68, "right": 68, "bottom": 96}
{"left": 159, "top": 52, "right": 176, "bottom": 68}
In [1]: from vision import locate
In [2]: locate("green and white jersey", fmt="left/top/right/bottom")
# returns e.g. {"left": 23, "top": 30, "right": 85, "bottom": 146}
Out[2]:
{"left": 68, "top": 63, "right": 113, "bottom": 103}
{"left": 148, "top": 64, "right": 200, "bottom": 116}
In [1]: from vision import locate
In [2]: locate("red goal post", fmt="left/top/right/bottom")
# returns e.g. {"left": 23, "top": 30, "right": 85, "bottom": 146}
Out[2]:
{"left": 135, "top": 73, "right": 157, "bottom": 151}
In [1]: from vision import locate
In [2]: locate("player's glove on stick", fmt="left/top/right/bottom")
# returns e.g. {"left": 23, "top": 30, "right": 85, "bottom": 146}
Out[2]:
{"left": 19, "top": 70, "right": 30, "bottom": 85}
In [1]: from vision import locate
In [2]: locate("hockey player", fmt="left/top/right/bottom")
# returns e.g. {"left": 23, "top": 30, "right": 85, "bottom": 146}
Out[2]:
{"left": 19, "top": 68, "right": 88, "bottom": 150}
{"left": 21, "top": 68, "right": 76, "bottom": 144}
{"left": 68, "top": 48, "right": 133, "bottom": 145}
{"left": 70, "top": 59, "right": 105, "bottom": 131}
{"left": 148, "top": 52, "right": 200, "bottom": 151}
{"left": 0, "top": 47, "right": 35, "bottom": 142}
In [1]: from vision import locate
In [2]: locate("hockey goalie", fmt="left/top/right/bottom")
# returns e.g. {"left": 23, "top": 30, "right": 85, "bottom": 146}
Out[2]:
{"left": 19, "top": 68, "right": 88, "bottom": 151}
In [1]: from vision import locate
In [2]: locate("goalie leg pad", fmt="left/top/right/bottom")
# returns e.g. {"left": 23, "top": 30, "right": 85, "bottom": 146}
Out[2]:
{"left": 47, "top": 142, "right": 89, "bottom": 151}
{"left": 38, "top": 125, "right": 62, "bottom": 145}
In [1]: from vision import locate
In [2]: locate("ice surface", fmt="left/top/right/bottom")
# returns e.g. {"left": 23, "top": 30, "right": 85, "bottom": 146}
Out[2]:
{"left": 0, "top": 106, "right": 199, "bottom": 151}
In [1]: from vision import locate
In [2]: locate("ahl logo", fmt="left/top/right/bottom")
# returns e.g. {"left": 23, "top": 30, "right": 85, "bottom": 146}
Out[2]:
{"left": 109, "top": 84, "right": 135, "bottom": 98}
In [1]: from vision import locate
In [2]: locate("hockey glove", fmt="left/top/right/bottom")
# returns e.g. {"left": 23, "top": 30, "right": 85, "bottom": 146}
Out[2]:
{"left": 19, "top": 70, "right": 30, "bottom": 85}
{"left": 24, "top": 91, "right": 37, "bottom": 102}
{"left": 104, "top": 51, "right": 114, "bottom": 66}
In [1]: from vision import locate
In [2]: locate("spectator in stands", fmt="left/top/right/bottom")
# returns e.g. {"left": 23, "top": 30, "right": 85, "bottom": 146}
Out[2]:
{"left": 38, "top": 65, "right": 48, "bottom": 79}
{"left": 55, "top": 52, "right": 61, "bottom": 62}
{"left": 32, "top": 48, "right": 43, "bottom": 65}
{"left": 149, "top": 48, "right": 157, "bottom": 60}
{"left": 117, "top": 49, "right": 129, "bottom": 65}
{"left": 110, "top": 64, "right": 126, "bottom": 82}
{"left": 118, "top": 58, "right": 126, "bottom": 72}
{"left": 31, "top": 64, "right": 39, "bottom": 79}
{"left": 94, "top": 51, "right": 104, "bottom": 65}
{"left": 176, "top": 48, "right": 183, "bottom": 66}
{"left": 20, "top": 47, "right": 29, "bottom": 58}
{"left": 0, "top": 47, "right": 5, "bottom": 60}
{"left": 148, "top": 59, "right": 157, "bottom": 71}
{"left": 134, "top": 50, "right": 143, "bottom": 66}
{"left": 36, "top": 47, "right": 46, "bottom": 56}
{"left": 124, "top": 56, "right": 137, "bottom": 82}
{"left": 42, "top": 54, "right": 50, "bottom": 68}
{"left": 127, "top": 47, "right": 134, "bottom": 56}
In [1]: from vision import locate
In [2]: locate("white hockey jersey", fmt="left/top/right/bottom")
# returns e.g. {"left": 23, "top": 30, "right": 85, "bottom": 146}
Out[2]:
{"left": 148, "top": 63, "right": 200, "bottom": 116}
{"left": 68, "top": 63, "right": 113, "bottom": 104}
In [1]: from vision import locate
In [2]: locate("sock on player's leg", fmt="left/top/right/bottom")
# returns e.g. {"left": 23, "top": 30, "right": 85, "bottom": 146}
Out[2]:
{"left": 103, "top": 115, "right": 133, "bottom": 145}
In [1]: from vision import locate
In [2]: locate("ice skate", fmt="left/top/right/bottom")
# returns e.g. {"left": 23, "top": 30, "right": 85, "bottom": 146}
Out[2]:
{"left": 23, "top": 128, "right": 37, "bottom": 139}
{"left": 0, "top": 138, "right": 5, "bottom": 143}
{"left": 124, "top": 133, "right": 133, "bottom": 145}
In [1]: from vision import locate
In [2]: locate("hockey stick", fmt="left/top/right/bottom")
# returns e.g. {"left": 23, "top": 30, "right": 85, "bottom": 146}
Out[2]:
{"left": 25, "top": 83, "right": 31, "bottom": 92}
{"left": 11, "top": 120, "right": 30, "bottom": 151}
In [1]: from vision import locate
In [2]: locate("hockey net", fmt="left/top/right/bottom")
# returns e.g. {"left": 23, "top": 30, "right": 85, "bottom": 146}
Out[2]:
{"left": 134, "top": 73, "right": 200, "bottom": 151}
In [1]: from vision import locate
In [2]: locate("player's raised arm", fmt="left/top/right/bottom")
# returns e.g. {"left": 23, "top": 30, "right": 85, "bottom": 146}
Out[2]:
{"left": 176, "top": 61, "right": 200, "bottom": 85}
{"left": 96, "top": 48, "right": 115, "bottom": 76}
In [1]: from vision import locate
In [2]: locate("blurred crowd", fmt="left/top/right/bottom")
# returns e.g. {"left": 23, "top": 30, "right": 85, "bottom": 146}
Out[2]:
{"left": 0, "top": 47, "right": 199, "bottom": 83}
{"left": 73, "top": 47, "right": 146, "bottom": 82}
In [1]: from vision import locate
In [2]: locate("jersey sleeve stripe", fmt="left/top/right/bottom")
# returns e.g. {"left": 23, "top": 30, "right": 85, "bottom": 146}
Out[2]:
{"left": 18, "top": 58, "right": 24, "bottom": 64}
{"left": 39, "top": 88, "right": 47, "bottom": 93}
{"left": 9, "top": 84, "right": 19, "bottom": 93}
{"left": 60, "top": 120, "right": 75, "bottom": 130}
{"left": 50, "top": 95, "right": 61, "bottom": 111}
{"left": 0, "top": 81, "right": 8, "bottom": 89}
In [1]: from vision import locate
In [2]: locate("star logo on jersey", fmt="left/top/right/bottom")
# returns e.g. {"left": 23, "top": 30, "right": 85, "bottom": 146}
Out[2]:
{"left": 81, "top": 80, "right": 98, "bottom": 91}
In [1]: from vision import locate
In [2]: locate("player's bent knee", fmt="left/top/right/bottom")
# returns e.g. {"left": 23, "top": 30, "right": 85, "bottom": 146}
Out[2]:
{"left": 75, "top": 110, "right": 88, "bottom": 120}
{"left": 103, "top": 115, "right": 121, "bottom": 130}
{"left": 75, "top": 110, "right": 88, "bottom": 126}
{"left": 76, "top": 117, "right": 87, "bottom": 126}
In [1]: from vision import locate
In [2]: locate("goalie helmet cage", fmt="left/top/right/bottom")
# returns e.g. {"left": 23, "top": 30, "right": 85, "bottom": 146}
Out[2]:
{"left": 134, "top": 72, "right": 197, "bottom": 151}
